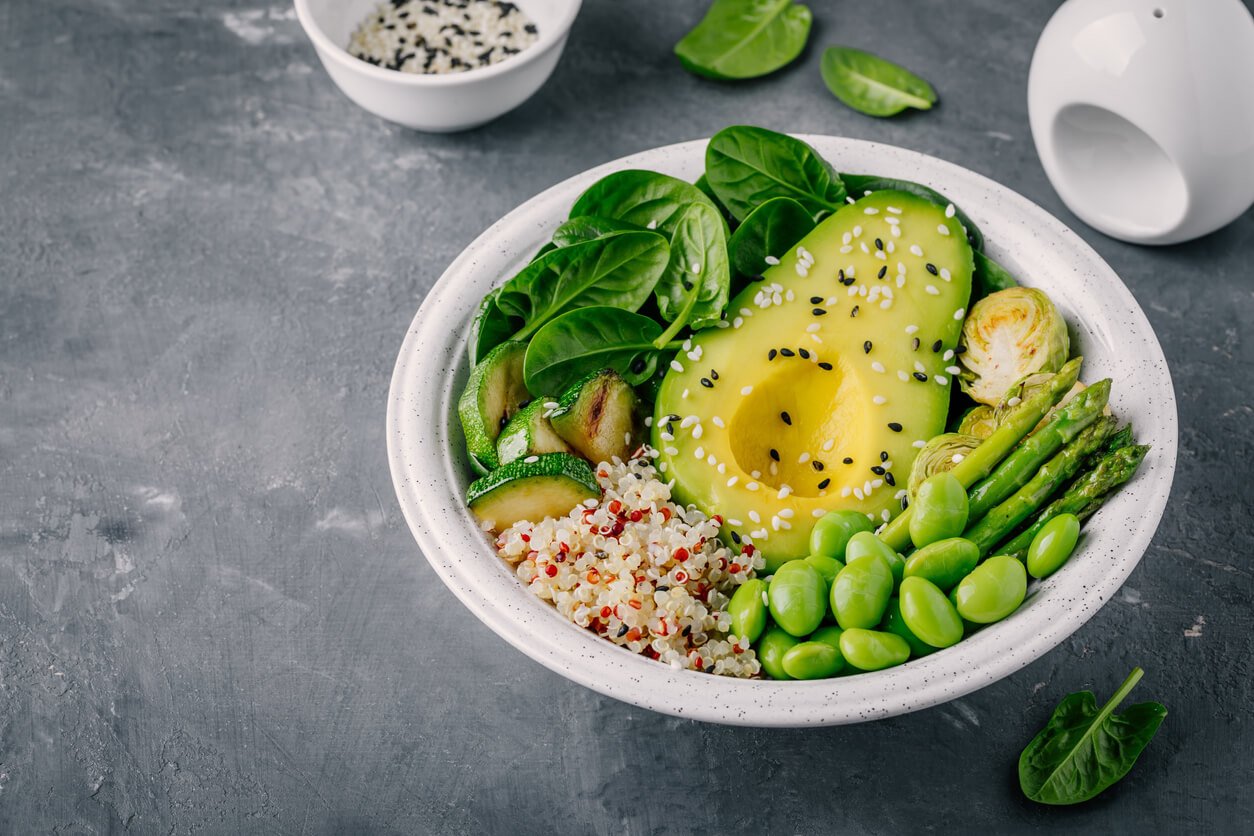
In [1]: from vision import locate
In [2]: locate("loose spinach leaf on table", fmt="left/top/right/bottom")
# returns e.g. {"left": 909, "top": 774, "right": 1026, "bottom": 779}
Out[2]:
{"left": 653, "top": 201, "right": 731, "bottom": 339}
{"left": 727, "top": 196, "right": 816, "bottom": 285}
{"left": 705, "top": 125, "right": 847, "bottom": 221}
{"left": 470, "top": 230, "right": 670, "bottom": 363}
{"left": 570, "top": 170, "right": 723, "bottom": 237}
{"left": 840, "top": 173, "right": 984, "bottom": 252}
{"left": 523, "top": 306, "right": 669, "bottom": 395}
{"left": 551, "top": 215, "right": 641, "bottom": 248}
{"left": 1019, "top": 667, "right": 1167, "bottom": 806}
{"left": 820, "top": 46, "right": 937, "bottom": 117}
{"left": 972, "top": 250, "right": 1019, "bottom": 302}
{"left": 674, "top": 0, "right": 812, "bottom": 81}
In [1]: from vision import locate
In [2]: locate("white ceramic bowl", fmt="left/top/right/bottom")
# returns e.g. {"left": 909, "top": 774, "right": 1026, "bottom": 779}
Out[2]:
{"left": 294, "top": 0, "right": 581, "bottom": 132}
{"left": 387, "top": 136, "right": 1178, "bottom": 726}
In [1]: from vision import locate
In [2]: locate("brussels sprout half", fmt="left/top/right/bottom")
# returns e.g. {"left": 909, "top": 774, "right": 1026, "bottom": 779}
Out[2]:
{"left": 907, "top": 432, "right": 984, "bottom": 500}
{"left": 957, "top": 288, "right": 1070, "bottom": 406}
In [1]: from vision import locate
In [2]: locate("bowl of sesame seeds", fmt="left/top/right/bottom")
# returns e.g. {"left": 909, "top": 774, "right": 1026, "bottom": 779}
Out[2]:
{"left": 387, "top": 135, "right": 1177, "bottom": 725}
{"left": 295, "top": 0, "right": 581, "bottom": 132}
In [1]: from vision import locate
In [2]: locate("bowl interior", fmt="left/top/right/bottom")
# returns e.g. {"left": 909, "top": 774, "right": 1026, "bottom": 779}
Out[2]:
{"left": 388, "top": 136, "right": 1177, "bottom": 726}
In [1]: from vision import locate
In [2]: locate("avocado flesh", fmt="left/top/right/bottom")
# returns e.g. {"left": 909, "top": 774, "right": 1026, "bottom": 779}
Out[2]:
{"left": 652, "top": 191, "right": 973, "bottom": 569}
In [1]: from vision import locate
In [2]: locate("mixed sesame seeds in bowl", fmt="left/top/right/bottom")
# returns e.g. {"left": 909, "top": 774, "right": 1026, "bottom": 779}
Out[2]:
{"left": 294, "top": 0, "right": 581, "bottom": 131}
{"left": 387, "top": 136, "right": 1177, "bottom": 726}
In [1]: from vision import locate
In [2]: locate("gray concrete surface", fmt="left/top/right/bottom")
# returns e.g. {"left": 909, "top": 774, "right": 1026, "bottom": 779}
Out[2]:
{"left": 2, "top": 0, "right": 1252, "bottom": 832}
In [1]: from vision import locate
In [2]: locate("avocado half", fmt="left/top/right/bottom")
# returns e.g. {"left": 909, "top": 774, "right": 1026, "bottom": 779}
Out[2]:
{"left": 652, "top": 190, "right": 974, "bottom": 570}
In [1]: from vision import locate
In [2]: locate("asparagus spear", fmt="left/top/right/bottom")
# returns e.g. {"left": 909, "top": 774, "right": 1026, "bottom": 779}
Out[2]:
{"left": 965, "top": 415, "right": 1116, "bottom": 554}
{"left": 1099, "top": 424, "right": 1134, "bottom": 456}
{"left": 879, "top": 357, "right": 1084, "bottom": 552}
{"left": 996, "top": 443, "right": 1150, "bottom": 559}
{"left": 964, "top": 377, "right": 1112, "bottom": 521}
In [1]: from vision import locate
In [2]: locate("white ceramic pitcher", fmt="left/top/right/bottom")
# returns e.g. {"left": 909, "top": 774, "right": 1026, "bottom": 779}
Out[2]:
{"left": 1028, "top": 0, "right": 1254, "bottom": 245}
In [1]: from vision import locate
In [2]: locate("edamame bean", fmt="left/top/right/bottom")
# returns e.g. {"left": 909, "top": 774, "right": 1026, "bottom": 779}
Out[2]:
{"left": 728, "top": 579, "right": 768, "bottom": 643}
{"left": 782, "top": 640, "right": 844, "bottom": 679}
{"left": 838, "top": 628, "right": 911, "bottom": 671}
{"left": 810, "top": 510, "right": 875, "bottom": 558}
{"left": 899, "top": 576, "right": 964, "bottom": 648}
{"left": 909, "top": 471, "right": 969, "bottom": 548}
{"left": 830, "top": 552, "right": 893, "bottom": 630}
{"left": 880, "top": 597, "right": 935, "bottom": 658}
{"left": 844, "top": 530, "right": 904, "bottom": 587}
{"left": 757, "top": 627, "right": 799, "bottom": 680}
{"left": 768, "top": 561, "right": 827, "bottom": 637}
{"left": 1026, "top": 513, "right": 1081, "bottom": 579}
{"left": 804, "top": 554, "right": 844, "bottom": 589}
{"left": 954, "top": 555, "right": 1027, "bottom": 624}
{"left": 903, "top": 537, "right": 980, "bottom": 591}
{"left": 808, "top": 625, "right": 844, "bottom": 649}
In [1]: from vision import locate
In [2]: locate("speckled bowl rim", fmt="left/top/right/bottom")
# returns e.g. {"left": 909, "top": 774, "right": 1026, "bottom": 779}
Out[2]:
{"left": 387, "top": 136, "right": 1177, "bottom": 727}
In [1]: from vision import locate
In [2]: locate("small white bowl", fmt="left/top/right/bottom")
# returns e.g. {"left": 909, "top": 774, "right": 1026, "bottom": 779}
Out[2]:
{"left": 294, "top": 0, "right": 581, "bottom": 132}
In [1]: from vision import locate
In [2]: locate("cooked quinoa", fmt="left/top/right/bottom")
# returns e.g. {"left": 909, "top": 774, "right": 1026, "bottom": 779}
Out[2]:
{"left": 348, "top": 0, "right": 539, "bottom": 75}
{"left": 494, "top": 450, "right": 764, "bottom": 677}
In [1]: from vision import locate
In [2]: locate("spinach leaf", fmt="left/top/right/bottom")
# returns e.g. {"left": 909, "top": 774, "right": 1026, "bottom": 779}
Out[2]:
{"left": 551, "top": 216, "right": 641, "bottom": 248}
{"left": 570, "top": 170, "right": 722, "bottom": 237}
{"left": 674, "top": 0, "right": 812, "bottom": 81}
{"left": 694, "top": 174, "right": 735, "bottom": 226}
{"left": 523, "top": 306, "right": 669, "bottom": 395}
{"left": 841, "top": 173, "right": 984, "bottom": 251}
{"left": 1019, "top": 667, "right": 1167, "bottom": 805}
{"left": 727, "top": 196, "right": 817, "bottom": 284}
{"left": 820, "top": 46, "right": 937, "bottom": 117}
{"left": 973, "top": 251, "right": 1019, "bottom": 302}
{"left": 705, "top": 125, "right": 847, "bottom": 221}
{"left": 654, "top": 202, "right": 731, "bottom": 340}
{"left": 468, "top": 290, "right": 515, "bottom": 366}
{"left": 472, "top": 230, "right": 670, "bottom": 362}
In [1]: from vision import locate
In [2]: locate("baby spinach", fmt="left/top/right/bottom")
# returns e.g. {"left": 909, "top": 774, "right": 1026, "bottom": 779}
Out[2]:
{"left": 1019, "top": 667, "right": 1167, "bottom": 806}
{"left": 694, "top": 174, "right": 735, "bottom": 225}
{"left": 972, "top": 251, "right": 1019, "bottom": 302}
{"left": 840, "top": 173, "right": 984, "bottom": 251}
{"left": 551, "top": 216, "right": 641, "bottom": 248}
{"left": 472, "top": 230, "right": 670, "bottom": 362}
{"left": 727, "top": 196, "right": 816, "bottom": 285}
{"left": 468, "top": 291, "right": 515, "bottom": 366}
{"left": 570, "top": 170, "right": 722, "bottom": 237}
{"left": 654, "top": 202, "right": 731, "bottom": 341}
{"left": 523, "top": 306, "right": 674, "bottom": 395}
{"left": 705, "top": 125, "right": 847, "bottom": 221}
{"left": 820, "top": 46, "right": 937, "bottom": 117}
{"left": 674, "top": 0, "right": 812, "bottom": 81}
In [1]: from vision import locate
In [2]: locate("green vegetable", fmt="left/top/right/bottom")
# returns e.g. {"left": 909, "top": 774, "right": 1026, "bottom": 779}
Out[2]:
{"left": 957, "top": 287, "right": 1071, "bottom": 406}
{"left": 523, "top": 306, "right": 671, "bottom": 396}
{"left": 727, "top": 196, "right": 817, "bottom": 284}
{"left": 840, "top": 173, "right": 983, "bottom": 251}
{"left": 965, "top": 379, "right": 1111, "bottom": 523}
{"left": 757, "top": 626, "right": 800, "bottom": 679}
{"left": 551, "top": 215, "right": 641, "bottom": 248}
{"left": 803, "top": 554, "right": 844, "bottom": 590}
{"left": 958, "top": 406, "right": 998, "bottom": 439}
{"left": 964, "top": 414, "right": 1114, "bottom": 554}
{"left": 548, "top": 368, "right": 645, "bottom": 466}
{"left": 473, "top": 230, "right": 670, "bottom": 362}
{"left": 1026, "top": 513, "right": 1081, "bottom": 579}
{"left": 953, "top": 555, "right": 1026, "bottom": 624}
{"left": 705, "top": 125, "right": 848, "bottom": 221}
{"left": 880, "top": 597, "right": 935, "bottom": 658}
{"left": 809, "top": 510, "right": 875, "bottom": 559}
{"left": 907, "top": 433, "right": 983, "bottom": 499}
{"left": 468, "top": 290, "right": 516, "bottom": 366}
{"left": 972, "top": 251, "right": 1019, "bottom": 301}
{"left": 457, "top": 340, "right": 530, "bottom": 473}
{"left": 830, "top": 550, "right": 894, "bottom": 630}
{"left": 728, "top": 578, "right": 769, "bottom": 642}
{"left": 843, "top": 531, "right": 904, "bottom": 587}
{"left": 781, "top": 639, "right": 844, "bottom": 679}
{"left": 767, "top": 560, "right": 828, "bottom": 637}
{"left": 910, "top": 471, "right": 970, "bottom": 548}
{"left": 903, "top": 537, "right": 979, "bottom": 591}
{"left": 569, "top": 170, "right": 722, "bottom": 237}
{"left": 466, "top": 453, "right": 601, "bottom": 531}
{"left": 878, "top": 357, "right": 1083, "bottom": 552}
{"left": 496, "top": 399, "right": 575, "bottom": 466}
{"left": 653, "top": 201, "right": 731, "bottom": 340}
{"left": 998, "top": 443, "right": 1148, "bottom": 560}
{"left": 1019, "top": 668, "right": 1167, "bottom": 805}
{"left": 820, "top": 46, "right": 937, "bottom": 117}
{"left": 674, "top": 0, "right": 812, "bottom": 81}
{"left": 899, "top": 577, "right": 964, "bottom": 648}
{"left": 838, "top": 628, "right": 910, "bottom": 671}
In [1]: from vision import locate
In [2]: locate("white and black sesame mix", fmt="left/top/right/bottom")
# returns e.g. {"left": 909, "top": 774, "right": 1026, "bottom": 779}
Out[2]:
{"left": 348, "top": 0, "right": 539, "bottom": 75}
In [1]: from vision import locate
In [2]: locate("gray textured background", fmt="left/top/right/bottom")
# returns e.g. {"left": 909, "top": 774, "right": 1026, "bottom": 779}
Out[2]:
{"left": 2, "top": 0, "right": 1252, "bottom": 833}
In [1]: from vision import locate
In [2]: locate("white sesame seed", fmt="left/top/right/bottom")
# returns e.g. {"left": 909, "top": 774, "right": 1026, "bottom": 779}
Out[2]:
{"left": 940, "top": 267, "right": 951, "bottom": 281}
{"left": 644, "top": 416, "right": 653, "bottom": 427}
{"left": 954, "top": 308, "right": 966, "bottom": 320}
{"left": 784, "top": 290, "right": 795, "bottom": 302}
{"left": 779, "top": 508, "right": 795, "bottom": 519}
{"left": 771, "top": 516, "right": 782, "bottom": 531}
{"left": 886, "top": 241, "right": 896, "bottom": 253}
{"left": 712, "top": 415, "right": 725, "bottom": 428}
{"left": 796, "top": 264, "right": 809, "bottom": 277}
{"left": 812, "top": 509, "right": 827, "bottom": 518}
{"left": 871, "top": 361, "right": 886, "bottom": 373}
{"left": 728, "top": 518, "right": 742, "bottom": 526}
{"left": 822, "top": 439, "right": 835, "bottom": 452}
{"left": 847, "top": 196, "right": 856, "bottom": 204}
{"left": 717, "top": 461, "right": 725, "bottom": 473}
{"left": 871, "top": 479, "right": 883, "bottom": 489}
{"left": 670, "top": 360, "right": 684, "bottom": 372}
{"left": 860, "top": 241, "right": 870, "bottom": 254}
{"left": 913, "top": 439, "right": 927, "bottom": 449}
{"left": 859, "top": 285, "right": 868, "bottom": 297}
{"left": 765, "top": 255, "right": 780, "bottom": 266}
{"left": 847, "top": 265, "right": 856, "bottom": 277}
{"left": 692, "top": 424, "right": 704, "bottom": 439}
{"left": 935, "top": 375, "right": 949, "bottom": 385}
{"left": 658, "top": 461, "right": 668, "bottom": 472}
{"left": 664, "top": 447, "right": 678, "bottom": 456}
{"left": 895, "top": 489, "right": 908, "bottom": 499}
{"left": 875, "top": 250, "right": 887, "bottom": 261}
{"left": 854, "top": 488, "right": 864, "bottom": 500}
{"left": 751, "top": 470, "right": 761, "bottom": 478}
{"left": 882, "top": 509, "right": 891, "bottom": 522}
{"left": 945, "top": 203, "right": 956, "bottom": 218}
{"left": 864, "top": 480, "right": 873, "bottom": 494}
{"left": 1007, "top": 396, "right": 1022, "bottom": 407}
{"left": 524, "top": 455, "right": 539, "bottom": 463}
{"left": 680, "top": 415, "right": 698, "bottom": 428}
{"left": 925, "top": 284, "right": 940, "bottom": 295}
{"left": 740, "top": 385, "right": 753, "bottom": 396}
{"left": 798, "top": 452, "right": 811, "bottom": 464}
{"left": 716, "top": 320, "right": 730, "bottom": 329}
{"left": 906, "top": 324, "right": 919, "bottom": 334}
{"left": 864, "top": 207, "right": 880, "bottom": 215}
{"left": 647, "top": 219, "right": 658, "bottom": 229}
{"left": 890, "top": 225, "right": 901, "bottom": 238}
{"left": 751, "top": 529, "right": 768, "bottom": 540}
{"left": 681, "top": 389, "right": 689, "bottom": 399}
{"left": 952, "top": 453, "right": 965, "bottom": 463}
{"left": 749, "top": 510, "right": 761, "bottom": 523}
{"left": 880, "top": 299, "right": 892, "bottom": 309}
{"left": 841, "top": 486, "right": 852, "bottom": 498}
{"left": 733, "top": 317, "right": 744, "bottom": 328}
{"left": 896, "top": 275, "right": 906, "bottom": 288}
{"left": 946, "top": 365, "right": 961, "bottom": 375}
{"left": 772, "top": 292, "right": 783, "bottom": 305}
{"left": 840, "top": 245, "right": 853, "bottom": 254}
{"left": 910, "top": 245, "right": 924, "bottom": 257}
{"left": 693, "top": 446, "right": 704, "bottom": 459}
{"left": 887, "top": 206, "right": 902, "bottom": 215}
{"left": 937, "top": 224, "right": 950, "bottom": 236}
{"left": 543, "top": 401, "right": 559, "bottom": 409}
{"left": 660, "top": 431, "right": 674, "bottom": 442}
{"left": 842, "top": 232, "right": 852, "bottom": 245}
{"left": 853, "top": 225, "right": 862, "bottom": 237}
{"left": 847, "top": 285, "right": 859, "bottom": 297}
{"left": 777, "top": 485, "right": 793, "bottom": 499}
{"left": 914, "top": 360, "right": 926, "bottom": 372}
{"left": 873, "top": 395, "right": 887, "bottom": 405}
{"left": 898, "top": 370, "right": 910, "bottom": 381}
{"left": 687, "top": 351, "right": 700, "bottom": 361}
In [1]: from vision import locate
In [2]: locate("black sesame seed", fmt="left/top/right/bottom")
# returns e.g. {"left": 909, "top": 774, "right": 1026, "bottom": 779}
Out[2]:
{"left": 812, "top": 460, "right": 824, "bottom": 471}
{"left": 900, "top": 496, "right": 910, "bottom": 511}
{"left": 871, "top": 465, "right": 886, "bottom": 475}
{"left": 863, "top": 340, "right": 873, "bottom": 354}
{"left": 780, "top": 348, "right": 795, "bottom": 357}
{"left": 812, "top": 307, "right": 827, "bottom": 316}
{"left": 781, "top": 411, "right": 792, "bottom": 425}
{"left": 798, "top": 348, "right": 811, "bottom": 359}
{"left": 875, "top": 238, "right": 884, "bottom": 250}
{"left": 851, "top": 306, "right": 860, "bottom": 317}
{"left": 885, "top": 472, "right": 897, "bottom": 487}
{"left": 956, "top": 344, "right": 968, "bottom": 354}
{"left": 926, "top": 263, "right": 939, "bottom": 275}
{"left": 888, "top": 422, "right": 903, "bottom": 432}
{"left": 843, "top": 457, "right": 854, "bottom": 465}
{"left": 880, "top": 451, "right": 889, "bottom": 462}
{"left": 617, "top": 624, "right": 629, "bottom": 637}
{"left": 710, "top": 369, "right": 719, "bottom": 380}
{"left": 768, "top": 349, "right": 778, "bottom": 361}
{"left": 665, "top": 414, "right": 680, "bottom": 423}
{"left": 810, "top": 296, "right": 823, "bottom": 304}
{"left": 913, "top": 372, "right": 928, "bottom": 382}
{"left": 817, "top": 478, "right": 831, "bottom": 490}
{"left": 818, "top": 362, "right": 833, "bottom": 371}
{"left": 878, "top": 265, "right": 887, "bottom": 279}
{"left": 656, "top": 585, "right": 670, "bottom": 592}
{"left": 700, "top": 378, "right": 714, "bottom": 389}
{"left": 842, "top": 276, "right": 856, "bottom": 286}
{"left": 932, "top": 339, "right": 943, "bottom": 353}
{"left": 769, "top": 448, "right": 780, "bottom": 461}
{"left": 912, "top": 337, "right": 921, "bottom": 351}
{"left": 730, "top": 532, "right": 741, "bottom": 545}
